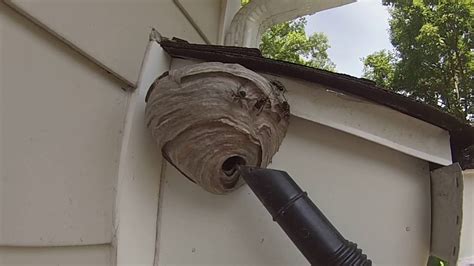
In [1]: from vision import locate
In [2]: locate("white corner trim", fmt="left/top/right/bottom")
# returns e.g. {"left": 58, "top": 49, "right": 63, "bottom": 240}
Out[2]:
{"left": 113, "top": 38, "right": 169, "bottom": 265}
{"left": 224, "top": 0, "right": 355, "bottom": 47}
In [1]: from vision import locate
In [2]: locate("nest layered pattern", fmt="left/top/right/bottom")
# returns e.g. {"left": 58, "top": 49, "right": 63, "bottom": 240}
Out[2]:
{"left": 145, "top": 62, "right": 290, "bottom": 194}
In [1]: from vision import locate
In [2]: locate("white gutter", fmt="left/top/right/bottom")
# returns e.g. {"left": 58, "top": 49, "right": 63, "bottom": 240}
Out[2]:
{"left": 225, "top": 0, "right": 355, "bottom": 48}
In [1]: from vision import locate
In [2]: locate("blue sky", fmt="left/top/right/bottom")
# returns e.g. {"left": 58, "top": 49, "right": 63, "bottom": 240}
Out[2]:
{"left": 306, "top": 0, "right": 393, "bottom": 77}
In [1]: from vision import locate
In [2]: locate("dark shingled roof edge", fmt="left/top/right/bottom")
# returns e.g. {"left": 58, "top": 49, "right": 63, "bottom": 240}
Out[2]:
{"left": 159, "top": 38, "right": 473, "bottom": 167}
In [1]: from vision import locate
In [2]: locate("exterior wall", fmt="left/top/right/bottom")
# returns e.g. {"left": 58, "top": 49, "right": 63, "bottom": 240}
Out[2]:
{"left": 155, "top": 116, "right": 431, "bottom": 266}
{"left": 0, "top": 1, "right": 462, "bottom": 266}
{"left": 0, "top": 2, "right": 124, "bottom": 264}
{"left": 0, "top": 3, "right": 128, "bottom": 247}
{"left": 0, "top": 245, "right": 112, "bottom": 265}
{"left": 5, "top": 0, "right": 223, "bottom": 85}
{"left": 1, "top": 1, "right": 221, "bottom": 264}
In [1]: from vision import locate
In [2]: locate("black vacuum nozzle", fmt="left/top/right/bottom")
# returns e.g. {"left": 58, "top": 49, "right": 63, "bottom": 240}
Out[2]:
{"left": 239, "top": 166, "right": 372, "bottom": 266}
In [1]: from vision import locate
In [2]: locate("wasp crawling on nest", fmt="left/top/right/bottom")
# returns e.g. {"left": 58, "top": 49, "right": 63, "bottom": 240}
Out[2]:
{"left": 145, "top": 62, "right": 290, "bottom": 194}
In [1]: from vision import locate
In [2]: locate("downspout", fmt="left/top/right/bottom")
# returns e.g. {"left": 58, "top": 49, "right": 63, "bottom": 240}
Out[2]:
{"left": 225, "top": 0, "right": 355, "bottom": 48}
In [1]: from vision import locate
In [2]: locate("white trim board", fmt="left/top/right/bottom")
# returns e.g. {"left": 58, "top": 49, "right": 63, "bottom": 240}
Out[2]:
{"left": 113, "top": 39, "right": 170, "bottom": 265}
{"left": 271, "top": 75, "right": 452, "bottom": 166}
{"left": 171, "top": 58, "right": 452, "bottom": 166}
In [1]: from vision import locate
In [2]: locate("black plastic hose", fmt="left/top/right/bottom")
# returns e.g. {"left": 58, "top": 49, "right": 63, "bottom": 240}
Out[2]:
{"left": 239, "top": 166, "right": 372, "bottom": 266}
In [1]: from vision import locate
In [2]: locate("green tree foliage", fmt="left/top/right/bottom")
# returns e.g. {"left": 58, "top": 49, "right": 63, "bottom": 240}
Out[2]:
{"left": 362, "top": 50, "right": 397, "bottom": 88}
{"left": 260, "top": 18, "right": 336, "bottom": 71}
{"left": 241, "top": 0, "right": 335, "bottom": 71}
{"left": 362, "top": 0, "right": 474, "bottom": 121}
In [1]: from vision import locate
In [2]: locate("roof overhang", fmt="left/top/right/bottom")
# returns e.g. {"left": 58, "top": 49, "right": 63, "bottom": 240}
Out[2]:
{"left": 158, "top": 38, "right": 474, "bottom": 166}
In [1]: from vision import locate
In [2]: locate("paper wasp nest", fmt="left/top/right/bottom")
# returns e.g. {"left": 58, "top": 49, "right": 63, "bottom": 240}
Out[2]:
{"left": 145, "top": 62, "right": 289, "bottom": 194}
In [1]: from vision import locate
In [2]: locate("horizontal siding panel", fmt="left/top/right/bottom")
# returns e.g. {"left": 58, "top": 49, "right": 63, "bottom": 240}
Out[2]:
{"left": 6, "top": 0, "right": 207, "bottom": 84}
{"left": 0, "top": 245, "right": 111, "bottom": 266}
{"left": 0, "top": 4, "right": 127, "bottom": 246}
